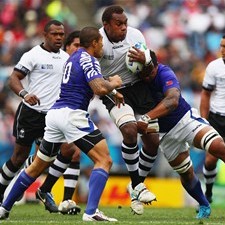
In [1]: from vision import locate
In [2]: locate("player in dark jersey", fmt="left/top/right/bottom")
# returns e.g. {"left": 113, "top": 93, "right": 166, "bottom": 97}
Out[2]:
{"left": 137, "top": 50, "right": 225, "bottom": 219}
{"left": 0, "top": 26, "right": 124, "bottom": 222}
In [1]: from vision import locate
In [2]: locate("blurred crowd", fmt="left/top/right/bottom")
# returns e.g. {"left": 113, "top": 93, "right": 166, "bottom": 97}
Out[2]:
{"left": 0, "top": 0, "right": 225, "bottom": 176}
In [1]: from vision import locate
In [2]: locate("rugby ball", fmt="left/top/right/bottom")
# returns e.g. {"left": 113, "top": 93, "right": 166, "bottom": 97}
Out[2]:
{"left": 125, "top": 42, "right": 147, "bottom": 74}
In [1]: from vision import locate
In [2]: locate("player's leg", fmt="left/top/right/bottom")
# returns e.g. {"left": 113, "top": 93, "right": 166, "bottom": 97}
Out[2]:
{"left": 75, "top": 130, "right": 117, "bottom": 221}
{"left": 110, "top": 104, "right": 156, "bottom": 214}
{"left": 169, "top": 152, "right": 210, "bottom": 219}
{"left": 0, "top": 103, "right": 45, "bottom": 203}
{"left": 203, "top": 152, "right": 218, "bottom": 203}
{"left": 0, "top": 139, "right": 61, "bottom": 220}
{"left": 59, "top": 145, "right": 81, "bottom": 215}
{"left": 36, "top": 143, "right": 74, "bottom": 213}
{"left": 202, "top": 112, "right": 225, "bottom": 203}
{"left": 0, "top": 144, "right": 31, "bottom": 203}
{"left": 139, "top": 133, "right": 159, "bottom": 182}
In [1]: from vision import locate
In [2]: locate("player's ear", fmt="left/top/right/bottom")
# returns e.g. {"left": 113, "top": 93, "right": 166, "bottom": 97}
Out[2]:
{"left": 92, "top": 39, "right": 98, "bottom": 48}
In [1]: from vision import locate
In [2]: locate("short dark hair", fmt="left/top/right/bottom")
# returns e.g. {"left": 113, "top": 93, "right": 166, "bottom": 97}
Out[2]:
{"left": 80, "top": 27, "right": 101, "bottom": 48}
{"left": 150, "top": 50, "right": 158, "bottom": 67}
{"left": 63, "top": 30, "right": 80, "bottom": 51}
{"left": 223, "top": 35, "right": 225, "bottom": 39}
{"left": 44, "top": 20, "right": 64, "bottom": 32}
{"left": 102, "top": 5, "right": 124, "bottom": 23}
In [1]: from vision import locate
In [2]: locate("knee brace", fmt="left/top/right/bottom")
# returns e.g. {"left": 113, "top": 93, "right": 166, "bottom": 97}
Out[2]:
{"left": 110, "top": 104, "right": 136, "bottom": 128}
{"left": 200, "top": 129, "right": 220, "bottom": 151}
{"left": 37, "top": 139, "right": 61, "bottom": 162}
{"left": 172, "top": 156, "right": 192, "bottom": 174}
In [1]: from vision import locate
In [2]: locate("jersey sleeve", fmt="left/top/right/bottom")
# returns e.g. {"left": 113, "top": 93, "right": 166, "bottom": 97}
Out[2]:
{"left": 158, "top": 66, "right": 180, "bottom": 94}
{"left": 202, "top": 62, "right": 216, "bottom": 91}
{"left": 82, "top": 55, "right": 103, "bottom": 83}
{"left": 14, "top": 50, "right": 34, "bottom": 75}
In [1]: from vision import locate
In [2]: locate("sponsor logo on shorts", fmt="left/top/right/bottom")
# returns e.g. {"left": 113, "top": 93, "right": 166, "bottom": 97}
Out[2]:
{"left": 19, "top": 128, "right": 25, "bottom": 138}
{"left": 192, "top": 124, "right": 202, "bottom": 132}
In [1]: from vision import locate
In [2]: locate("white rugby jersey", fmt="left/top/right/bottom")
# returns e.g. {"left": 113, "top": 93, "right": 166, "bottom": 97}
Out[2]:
{"left": 99, "top": 26, "right": 146, "bottom": 86}
{"left": 14, "top": 45, "right": 69, "bottom": 112}
{"left": 202, "top": 58, "right": 225, "bottom": 114}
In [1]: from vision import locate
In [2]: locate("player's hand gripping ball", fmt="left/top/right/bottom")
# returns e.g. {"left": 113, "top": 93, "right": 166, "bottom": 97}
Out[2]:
{"left": 125, "top": 42, "right": 147, "bottom": 74}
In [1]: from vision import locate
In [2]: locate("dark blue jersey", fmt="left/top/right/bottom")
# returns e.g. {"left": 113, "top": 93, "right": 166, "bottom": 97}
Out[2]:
{"left": 149, "top": 64, "right": 191, "bottom": 132}
{"left": 52, "top": 48, "right": 103, "bottom": 111}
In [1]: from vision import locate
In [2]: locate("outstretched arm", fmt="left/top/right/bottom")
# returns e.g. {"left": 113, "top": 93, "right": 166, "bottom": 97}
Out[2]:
{"left": 89, "top": 75, "right": 124, "bottom": 106}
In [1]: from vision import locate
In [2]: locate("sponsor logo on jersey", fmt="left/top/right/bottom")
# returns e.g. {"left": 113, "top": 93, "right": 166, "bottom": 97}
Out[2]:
{"left": 41, "top": 64, "right": 53, "bottom": 69}
{"left": 103, "top": 55, "right": 114, "bottom": 60}
{"left": 166, "top": 80, "right": 173, "bottom": 86}
{"left": 113, "top": 44, "right": 123, "bottom": 49}
{"left": 52, "top": 56, "right": 61, "bottom": 59}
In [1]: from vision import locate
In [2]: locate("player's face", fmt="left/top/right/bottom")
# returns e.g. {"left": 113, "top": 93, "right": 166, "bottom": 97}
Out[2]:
{"left": 220, "top": 38, "right": 225, "bottom": 59}
{"left": 94, "top": 36, "right": 103, "bottom": 58}
{"left": 44, "top": 24, "right": 65, "bottom": 53}
{"left": 66, "top": 37, "right": 80, "bottom": 55}
{"left": 104, "top": 13, "right": 127, "bottom": 42}
{"left": 139, "top": 66, "right": 158, "bottom": 83}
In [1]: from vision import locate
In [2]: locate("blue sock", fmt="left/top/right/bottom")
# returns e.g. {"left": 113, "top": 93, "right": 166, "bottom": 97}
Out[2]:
{"left": 2, "top": 170, "right": 36, "bottom": 211}
{"left": 85, "top": 168, "right": 108, "bottom": 215}
{"left": 182, "top": 174, "right": 209, "bottom": 206}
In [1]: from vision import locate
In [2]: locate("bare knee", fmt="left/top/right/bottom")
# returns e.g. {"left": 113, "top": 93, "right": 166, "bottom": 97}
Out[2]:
{"left": 120, "top": 122, "right": 137, "bottom": 143}
{"left": 60, "top": 143, "right": 76, "bottom": 159}
{"left": 204, "top": 152, "right": 218, "bottom": 169}
{"left": 208, "top": 138, "right": 225, "bottom": 162}
{"left": 88, "top": 141, "right": 112, "bottom": 172}
{"left": 11, "top": 144, "right": 31, "bottom": 168}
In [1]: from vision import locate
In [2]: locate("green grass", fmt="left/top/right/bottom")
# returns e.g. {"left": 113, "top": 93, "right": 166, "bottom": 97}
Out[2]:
{"left": 1, "top": 203, "right": 225, "bottom": 225}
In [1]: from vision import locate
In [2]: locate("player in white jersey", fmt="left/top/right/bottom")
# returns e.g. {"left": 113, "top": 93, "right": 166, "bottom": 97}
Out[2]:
{"left": 0, "top": 26, "right": 124, "bottom": 222}
{"left": 98, "top": 5, "right": 159, "bottom": 215}
{"left": 200, "top": 35, "right": 225, "bottom": 203}
{"left": 0, "top": 20, "right": 76, "bottom": 212}
{"left": 138, "top": 50, "right": 225, "bottom": 219}
{"left": 36, "top": 30, "right": 81, "bottom": 215}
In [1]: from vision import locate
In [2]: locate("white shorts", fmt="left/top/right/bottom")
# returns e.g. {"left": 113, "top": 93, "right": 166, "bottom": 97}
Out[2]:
{"left": 44, "top": 108, "right": 97, "bottom": 144}
{"left": 159, "top": 108, "right": 209, "bottom": 162}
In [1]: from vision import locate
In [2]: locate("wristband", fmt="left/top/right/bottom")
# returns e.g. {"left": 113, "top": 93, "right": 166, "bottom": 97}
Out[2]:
{"left": 144, "top": 49, "right": 152, "bottom": 66}
{"left": 19, "top": 89, "right": 28, "bottom": 99}
{"left": 140, "top": 114, "right": 151, "bottom": 123}
{"left": 111, "top": 89, "right": 117, "bottom": 96}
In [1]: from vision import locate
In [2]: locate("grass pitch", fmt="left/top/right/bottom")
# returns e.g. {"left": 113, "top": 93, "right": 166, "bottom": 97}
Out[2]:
{"left": 1, "top": 203, "right": 225, "bottom": 225}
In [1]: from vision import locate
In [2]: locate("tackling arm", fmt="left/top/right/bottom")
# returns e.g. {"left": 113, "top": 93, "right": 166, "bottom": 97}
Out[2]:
{"left": 146, "top": 87, "right": 180, "bottom": 120}
{"left": 137, "top": 87, "right": 180, "bottom": 134}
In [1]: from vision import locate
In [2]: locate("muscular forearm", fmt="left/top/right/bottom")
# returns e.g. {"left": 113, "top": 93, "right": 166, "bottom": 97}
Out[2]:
{"left": 9, "top": 72, "right": 26, "bottom": 96}
{"left": 146, "top": 96, "right": 178, "bottom": 119}
{"left": 89, "top": 78, "right": 119, "bottom": 96}
{"left": 200, "top": 90, "right": 211, "bottom": 118}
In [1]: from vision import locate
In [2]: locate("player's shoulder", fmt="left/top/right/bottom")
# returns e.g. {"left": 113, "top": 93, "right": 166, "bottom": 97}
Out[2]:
{"left": 157, "top": 64, "right": 177, "bottom": 79}
{"left": 207, "top": 57, "right": 223, "bottom": 69}
{"left": 158, "top": 64, "right": 173, "bottom": 74}
{"left": 59, "top": 49, "right": 69, "bottom": 58}
{"left": 127, "top": 26, "right": 143, "bottom": 37}
{"left": 23, "top": 45, "right": 41, "bottom": 55}
{"left": 18, "top": 45, "right": 42, "bottom": 63}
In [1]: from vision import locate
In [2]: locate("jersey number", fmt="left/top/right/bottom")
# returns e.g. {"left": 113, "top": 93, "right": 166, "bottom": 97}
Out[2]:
{"left": 62, "top": 62, "right": 72, "bottom": 83}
